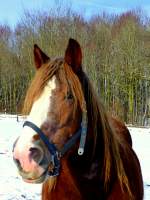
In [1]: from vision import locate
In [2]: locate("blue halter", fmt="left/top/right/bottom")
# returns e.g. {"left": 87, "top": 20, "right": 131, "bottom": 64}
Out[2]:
{"left": 23, "top": 118, "right": 87, "bottom": 177}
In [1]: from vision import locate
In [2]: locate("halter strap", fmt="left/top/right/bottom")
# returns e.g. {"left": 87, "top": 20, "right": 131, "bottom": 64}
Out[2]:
{"left": 23, "top": 121, "right": 58, "bottom": 155}
{"left": 23, "top": 120, "right": 83, "bottom": 176}
{"left": 78, "top": 110, "right": 88, "bottom": 155}
{"left": 23, "top": 112, "right": 87, "bottom": 177}
{"left": 23, "top": 121, "right": 82, "bottom": 156}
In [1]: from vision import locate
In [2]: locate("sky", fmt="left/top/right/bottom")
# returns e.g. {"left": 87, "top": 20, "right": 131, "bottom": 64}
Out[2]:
{"left": 0, "top": 0, "right": 150, "bottom": 28}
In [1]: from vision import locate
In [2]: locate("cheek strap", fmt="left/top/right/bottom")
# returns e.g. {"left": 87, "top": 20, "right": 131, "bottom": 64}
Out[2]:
{"left": 23, "top": 109, "right": 88, "bottom": 157}
{"left": 23, "top": 121, "right": 83, "bottom": 157}
{"left": 23, "top": 121, "right": 58, "bottom": 156}
{"left": 78, "top": 110, "right": 88, "bottom": 155}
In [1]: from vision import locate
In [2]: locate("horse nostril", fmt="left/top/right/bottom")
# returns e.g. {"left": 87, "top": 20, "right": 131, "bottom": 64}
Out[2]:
{"left": 29, "top": 146, "right": 44, "bottom": 164}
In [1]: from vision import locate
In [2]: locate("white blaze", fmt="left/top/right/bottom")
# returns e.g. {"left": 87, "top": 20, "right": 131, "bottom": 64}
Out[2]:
{"left": 15, "top": 76, "right": 57, "bottom": 152}
{"left": 28, "top": 75, "right": 56, "bottom": 126}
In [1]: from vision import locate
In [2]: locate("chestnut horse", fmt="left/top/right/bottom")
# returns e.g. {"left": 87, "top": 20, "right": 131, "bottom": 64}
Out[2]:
{"left": 13, "top": 39, "right": 143, "bottom": 200}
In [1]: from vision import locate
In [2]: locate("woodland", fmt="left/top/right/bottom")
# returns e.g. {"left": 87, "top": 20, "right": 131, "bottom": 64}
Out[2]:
{"left": 0, "top": 6, "right": 150, "bottom": 125}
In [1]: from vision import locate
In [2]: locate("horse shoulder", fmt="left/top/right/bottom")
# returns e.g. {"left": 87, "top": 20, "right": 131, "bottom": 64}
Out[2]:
{"left": 108, "top": 117, "right": 143, "bottom": 199}
{"left": 107, "top": 145, "right": 143, "bottom": 200}
{"left": 107, "top": 181, "right": 131, "bottom": 200}
{"left": 109, "top": 116, "right": 132, "bottom": 146}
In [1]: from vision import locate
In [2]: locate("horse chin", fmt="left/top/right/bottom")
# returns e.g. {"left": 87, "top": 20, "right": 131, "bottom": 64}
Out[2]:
{"left": 20, "top": 169, "right": 48, "bottom": 184}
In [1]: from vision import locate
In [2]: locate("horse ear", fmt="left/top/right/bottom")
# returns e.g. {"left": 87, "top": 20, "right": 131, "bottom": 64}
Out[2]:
{"left": 34, "top": 44, "right": 50, "bottom": 69}
{"left": 65, "top": 38, "right": 82, "bottom": 74}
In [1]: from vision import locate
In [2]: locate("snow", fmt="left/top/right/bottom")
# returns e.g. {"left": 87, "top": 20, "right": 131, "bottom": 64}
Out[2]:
{"left": 0, "top": 115, "right": 150, "bottom": 199}
{"left": 0, "top": 116, "right": 41, "bottom": 200}
{"left": 128, "top": 127, "right": 150, "bottom": 200}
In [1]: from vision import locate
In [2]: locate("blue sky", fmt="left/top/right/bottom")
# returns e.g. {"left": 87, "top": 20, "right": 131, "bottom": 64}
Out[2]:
{"left": 0, "top": 0, "right": 150, "bottom": 27}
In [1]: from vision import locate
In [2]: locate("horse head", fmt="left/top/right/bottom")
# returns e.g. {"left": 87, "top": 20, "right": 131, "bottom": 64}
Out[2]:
{"left": 13, "top": 39, "right": 87, "bottom": 183}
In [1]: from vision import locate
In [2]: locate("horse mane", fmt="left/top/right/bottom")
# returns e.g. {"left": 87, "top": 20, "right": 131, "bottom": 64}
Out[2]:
{"left": 22, "top": 59, "right": 132, "bottom": 198}
{"left": 80, "top": 72, "right": 132, "bottom": 198}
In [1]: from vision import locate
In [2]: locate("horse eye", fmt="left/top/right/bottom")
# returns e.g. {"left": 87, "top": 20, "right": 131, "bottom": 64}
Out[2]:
{"left": 66, "top": 92, "right": 73, "bottom": 100}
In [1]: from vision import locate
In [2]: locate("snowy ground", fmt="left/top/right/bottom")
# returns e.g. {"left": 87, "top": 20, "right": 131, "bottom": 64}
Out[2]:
{"left": 0, "top": 115, "right": 41, "bottom": 200}
{"left": 128, "top": 127, "right": 150, "bottom": 200}
{"left": 0, "top": 115, "right": 150, "bottom": 200}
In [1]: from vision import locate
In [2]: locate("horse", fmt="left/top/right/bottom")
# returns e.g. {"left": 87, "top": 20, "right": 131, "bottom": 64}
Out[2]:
{"left": 13, "top": 38, "right": 143, "bottom": 200}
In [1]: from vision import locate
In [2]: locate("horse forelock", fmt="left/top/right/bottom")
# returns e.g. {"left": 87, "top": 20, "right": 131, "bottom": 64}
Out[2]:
{"left": 22, "top": 58, "right": 63, "bottom": 115}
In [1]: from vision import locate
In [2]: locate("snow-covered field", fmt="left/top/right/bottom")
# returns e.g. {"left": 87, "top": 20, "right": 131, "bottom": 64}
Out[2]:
{"left": 128, "top": 127, "right": 150, "bottom": 200}
{"left": 0, "top": 116, "right": 41, "bottom": 200}
{"left": 0, "top": 115, "right": 150, "bottom": 200}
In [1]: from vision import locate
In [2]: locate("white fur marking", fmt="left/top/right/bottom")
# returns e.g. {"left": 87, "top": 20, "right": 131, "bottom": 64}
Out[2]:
{"left": 16, "top": 76, "right": 57, "bottom": 151}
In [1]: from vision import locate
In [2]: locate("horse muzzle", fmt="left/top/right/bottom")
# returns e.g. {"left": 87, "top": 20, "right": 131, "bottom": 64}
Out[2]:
{"left": 12, "top": 136, "right": 52, "bottom": 183}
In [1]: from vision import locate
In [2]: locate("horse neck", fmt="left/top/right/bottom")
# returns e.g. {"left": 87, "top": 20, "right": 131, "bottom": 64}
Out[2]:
{"left": 78, "top": 73, "right": 133, "bottom": 197}
{"left": 69, "top": 71, "right": 119, "bottom": 184}
{"left": 79, "top": 71, "right": 105, "bottom": 158}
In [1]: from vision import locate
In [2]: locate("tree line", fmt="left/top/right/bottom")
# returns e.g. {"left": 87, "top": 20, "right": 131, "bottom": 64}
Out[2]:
{"left": 0, "top": 7, "right": 150, "bottom": 125}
